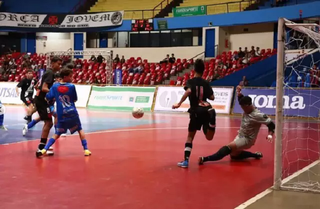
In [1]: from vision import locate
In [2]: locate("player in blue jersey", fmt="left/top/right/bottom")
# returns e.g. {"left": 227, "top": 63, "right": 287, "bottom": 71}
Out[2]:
{"left": 36, "top": 68, "right": 91, "bottom": 157}
{"left": 0, "top": 100, "right": 8, "bottom": 131}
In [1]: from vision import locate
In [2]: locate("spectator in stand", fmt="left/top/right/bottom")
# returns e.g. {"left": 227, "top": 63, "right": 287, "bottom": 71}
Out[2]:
{"left": 310, "top": 64, "right": 319, "bottom": 87}
{"left": 250, "top": 46, "right": 256, "bottom": 55}
{"left": 255, "top": 47, "right": 260, "bottom": 56}
{"left": 97, "top": 54, "right": 104, "bottom": 64}
{"left": 160, "top": 54, "right": 170, "bottom": 64}
{"left": 90, "top": 55, "right": 96, "bottom": 62}
{"left": 169, "top": 54, "right": 176, "bottom": 64}
{"left": 120, "top": 56, "right": 126, "bottom": 64}
{"left": 238, "top": 47, "right": 245, "bottom": 58}
{"left": 244, "top": 47, "right": 249, "bottom": 56}
{"left": 114, "top": 54, "right": 120, "bottom": 63}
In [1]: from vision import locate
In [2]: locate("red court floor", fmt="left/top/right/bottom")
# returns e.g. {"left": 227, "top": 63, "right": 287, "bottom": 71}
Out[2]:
{"left": 0, "top": 107, "right": 317, "bottom": 209}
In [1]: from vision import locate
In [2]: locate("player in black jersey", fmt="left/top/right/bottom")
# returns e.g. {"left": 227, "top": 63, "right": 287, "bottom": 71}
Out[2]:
{"left": 34, "top": 56, "right": 62, "bottom": 156}
{"left": 172, "top": 59, "right": 217, "bottom": 168}
{"left": 16, "top": 69, "right": 38, "bottom": 123}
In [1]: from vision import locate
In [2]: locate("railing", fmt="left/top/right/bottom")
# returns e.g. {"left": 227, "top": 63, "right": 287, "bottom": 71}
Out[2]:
{"left": 70, "top": 0, "right": 87, "bottom": 13}
{"left": 153, "top": 0, "right": 171, "bottom": 17}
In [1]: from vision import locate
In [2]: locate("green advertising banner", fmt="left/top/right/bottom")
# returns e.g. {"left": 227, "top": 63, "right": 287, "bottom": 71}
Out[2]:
{"left": 173, "top": 5, "right": 207, "bottom": 17}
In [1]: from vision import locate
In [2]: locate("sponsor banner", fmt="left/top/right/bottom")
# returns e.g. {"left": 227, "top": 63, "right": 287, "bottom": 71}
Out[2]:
{"left": 0, "top": 82, "right": 91, "bottom": 107}
{"left": 232, "top": 88, "right": 320, "bottom": 117}
{"left": 173, "top": 5, "right": 206, "bottom": 17}
{"left": 0, "top": 11, "right": 123, "bottom": 30}
{"left": 154, "top": 87, "right": 233, "bottom": 114}
{"left": 0, "top": 82, "right": 23, "bottom": 104}
{"left": 74, "top": 85, "right": 91, "bottom": 108}
{"left": 88, "top": 86, "right": 156, "bottom": 111}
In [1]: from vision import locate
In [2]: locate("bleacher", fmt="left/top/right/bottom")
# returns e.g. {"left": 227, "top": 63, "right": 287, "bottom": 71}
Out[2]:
{"left": 90, "top": 0, "right": 161, "bottom": 20}
{"left": 0, "top": 48, "right": 276, "bottom": 86}
{"left": 167, "top": 0, "right": 251, "bottom": 17}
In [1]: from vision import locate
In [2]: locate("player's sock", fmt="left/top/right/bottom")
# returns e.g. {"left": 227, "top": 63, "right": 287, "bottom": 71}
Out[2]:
{"left": 203, "top": 146, "right": 231, "bottom": 162}
{"left": 230, "top": 151, "right": 260, "bottom": 160}
{"left": 27, "top": 119, "right": 39, "bottom": 129}
{"left": 0, "top": 114, "right": 3, "bottom": 126}
{"left": 208, "top": 108, "right": 216, "bottom": 130}
{"left": 184, "top": 143, "right": 193, "bottom": 161}
{"left": 44, "top": 138, "right": 56, "bottom": 150}
{"left": 81, "top": 139, "right": 88, "bottom": 150}
{"left": 38, "top": 138, "right": 47, "bottom": 150}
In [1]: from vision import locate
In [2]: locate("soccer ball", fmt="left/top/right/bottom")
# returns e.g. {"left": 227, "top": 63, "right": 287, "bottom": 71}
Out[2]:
{"left": 132, "top": 107, "right": 144, "bottom": 119}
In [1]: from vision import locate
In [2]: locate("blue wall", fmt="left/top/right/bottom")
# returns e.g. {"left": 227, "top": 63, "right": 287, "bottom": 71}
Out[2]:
{"left": 211, "top": 55, "right": 277, "bottom": 87}
{"left": 2, "top": 0, "right": 79, "bottom": 13}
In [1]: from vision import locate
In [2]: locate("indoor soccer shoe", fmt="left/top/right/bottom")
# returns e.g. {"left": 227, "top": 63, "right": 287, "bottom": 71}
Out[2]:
{"left": 198, "top": 157, "right": 204, "bottom": 165}
{"left": 177, "top": 160, "right": 188, "bottom": 168}
{"left": 22, "top": 124, "right": 28, "bottom": 136}
{"left": 47, "top": 147, "right": 54, "bottom": 156}
{"left": 255, "top": 152, "right": 263, "bottom": 159}
{"left": 84, "top": 150, "right": 92, "bottom": 156}
{"left": 0, "top": 125, "right": 8, "bottom": 131}
{"left": 36, "top": 149, "right": 47, "bottom": 158}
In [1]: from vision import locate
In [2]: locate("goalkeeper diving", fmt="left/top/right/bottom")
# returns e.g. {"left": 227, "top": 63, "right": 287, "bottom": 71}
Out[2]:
{"left": 198, "top": 85, "right": 275, "bottom": 164}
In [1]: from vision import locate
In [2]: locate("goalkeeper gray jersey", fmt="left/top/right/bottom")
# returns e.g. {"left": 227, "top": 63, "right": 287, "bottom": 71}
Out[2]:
{"left": 238, "top": 108, "right": 272, "bottom": 140}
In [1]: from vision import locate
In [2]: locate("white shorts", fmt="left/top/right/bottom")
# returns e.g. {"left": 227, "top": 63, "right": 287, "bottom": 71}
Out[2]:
{"left": 234, "top": 136, "right": 255, "bottom": 150}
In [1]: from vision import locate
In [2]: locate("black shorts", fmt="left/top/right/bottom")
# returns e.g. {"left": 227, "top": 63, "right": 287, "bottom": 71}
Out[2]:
{"left": 22, "top": 97, "right": 33, "bottom": 106}
{"left": 34, "top": 96, "right": 52, "bottom": 121}
{"left": 188, "top": 106, "right": 211, "bottom": 132}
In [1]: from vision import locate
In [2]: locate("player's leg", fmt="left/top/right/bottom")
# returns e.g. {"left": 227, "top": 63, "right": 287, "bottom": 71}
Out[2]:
{"left": 177, "top": 115, "right": 199, "bottom": 168}
{"left": 35, "top": 98, "right": 53, "bottom": 154}
{"left": 229, "top": 138, "right": 262, "bottom": 160}
{"left": 23, "top": 117, "right": 40, "bottom": 136}
{"left": 78, "top": 130, "right": 91, "bottom": 156}
{"left": 199, "top": 137, "right": 262, "bottom": 164}
{"left": 0, "top": 104, "right": 8, "bottom": 131}
{"left": 36, "top": 133, "right": 60, "bottom": 158}
{"left": 202, "top": 110, "right": 216, "bottom": 141}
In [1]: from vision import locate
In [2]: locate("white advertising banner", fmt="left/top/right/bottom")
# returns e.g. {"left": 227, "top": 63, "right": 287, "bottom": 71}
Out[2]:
{"left": 154, "top": 86, "right": 234, "bottom": 114}
{"left": 88, "top": 86, "right": 156, "bottom": 111}
{"left": 0, "top": 82, "right": 91, "bottom": 107}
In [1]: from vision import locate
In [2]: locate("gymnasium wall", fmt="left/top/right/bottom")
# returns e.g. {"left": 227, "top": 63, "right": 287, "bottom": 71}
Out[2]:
{"left": 223, "top": 23, "right": 274, "bottom": 51}
{"left": 36, "top": 33, "right": 73, "bottom": 54}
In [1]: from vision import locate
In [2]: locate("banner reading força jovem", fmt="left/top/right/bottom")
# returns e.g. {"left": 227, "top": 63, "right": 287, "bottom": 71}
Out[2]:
{"left": 0, "top": 11, "right": 123, "bottom": 30}
{"left": 88, "top": 86, "right": 156, "bottom": 111}
{"left": 233, "top": 88, "right": 320, "bottom": 117}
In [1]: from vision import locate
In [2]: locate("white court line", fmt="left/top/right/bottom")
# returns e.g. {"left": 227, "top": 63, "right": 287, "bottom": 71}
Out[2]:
{"left": 0, "top": 126, "right": 240, "bottom": 146}
{"left": 235, "top": 160, "right": 320, "bottom": 209}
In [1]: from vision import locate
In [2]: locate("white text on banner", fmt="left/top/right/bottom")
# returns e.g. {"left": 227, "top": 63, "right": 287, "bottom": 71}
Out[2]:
{"left": 88, "top": 86, "right": 156, "bottom": 111}
{"left": 154, "top": 86, "right": 233, "bottom": 114}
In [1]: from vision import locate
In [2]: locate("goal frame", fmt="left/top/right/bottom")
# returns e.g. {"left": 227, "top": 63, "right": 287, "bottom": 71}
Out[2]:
{"left": 274, "top": 18, "right": 320, "bottom": 193}
{"left": 45, "top": 50, "right": 114, "bottom": 84}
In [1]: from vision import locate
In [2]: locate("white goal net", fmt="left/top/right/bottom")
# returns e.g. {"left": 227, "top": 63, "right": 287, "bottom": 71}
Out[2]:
{"left": 45, "top": 50, "right": 113, "bottom": 84}
{"left": 274, "top": 18, "right": 320, "bottom": 193}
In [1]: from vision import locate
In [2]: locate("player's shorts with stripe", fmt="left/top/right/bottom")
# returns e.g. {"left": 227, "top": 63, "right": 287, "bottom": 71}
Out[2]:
{"left": 34, "top": 96, "right": 52, "bottom": 121}
{"left": 234, "top": 136, "right": 256, "bottom": 150}
{"left": 55, "top": 116, "right": 82, "bottom": 135}
{"left": 22, "top": 97, "right": 33, "bottom": 106}
{"left": 188, "top": 106, "right": 211, "bottom": 132}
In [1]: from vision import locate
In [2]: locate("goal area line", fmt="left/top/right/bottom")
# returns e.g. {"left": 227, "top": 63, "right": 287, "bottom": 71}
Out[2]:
{"left": 234, "top": 160, "right": 320, "bottom": 209}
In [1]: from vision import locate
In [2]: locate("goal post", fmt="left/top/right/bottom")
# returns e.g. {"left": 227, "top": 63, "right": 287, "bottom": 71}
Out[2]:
{"left": 274, "top": 18, "right": 320, "bottom": 193}
{"left": 45, "top": 50, "right": 114, "bottom": 84}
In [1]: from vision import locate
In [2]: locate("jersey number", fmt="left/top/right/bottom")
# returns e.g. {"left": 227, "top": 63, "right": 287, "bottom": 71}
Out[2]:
{"left": 59, "top": 95, "right": 71, "bottom": 108}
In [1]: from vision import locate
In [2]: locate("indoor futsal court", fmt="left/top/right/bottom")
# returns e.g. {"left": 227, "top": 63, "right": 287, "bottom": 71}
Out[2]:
{"left": 0, "top": 105, "right": 319, "bottom": 209}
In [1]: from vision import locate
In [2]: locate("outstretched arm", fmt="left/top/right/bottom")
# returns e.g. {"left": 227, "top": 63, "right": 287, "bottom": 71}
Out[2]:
{"left": 172, "top": 89, "right": 191, "bottom": 109}
{"left": 236, "top": 85, "right": 244, "bottom": 102}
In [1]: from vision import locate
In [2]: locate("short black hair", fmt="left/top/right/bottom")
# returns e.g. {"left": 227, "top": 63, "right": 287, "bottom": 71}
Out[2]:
{"left": 59, "top": 68, "right": 73, "bottom": 79}
{"left": 54, "top": 72, "right": 61, "bottom": 79}
{"left": 51, "top": 56, "right": 62, "bottom": 63}
{"left": 66, "top": 63, "right": 74, "bottom": 69}
{"left": 239, "top": 96, "right": 252, "bottom": 106}
{"left": 194, "top": 59, "right": 205, "bottom": 75}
